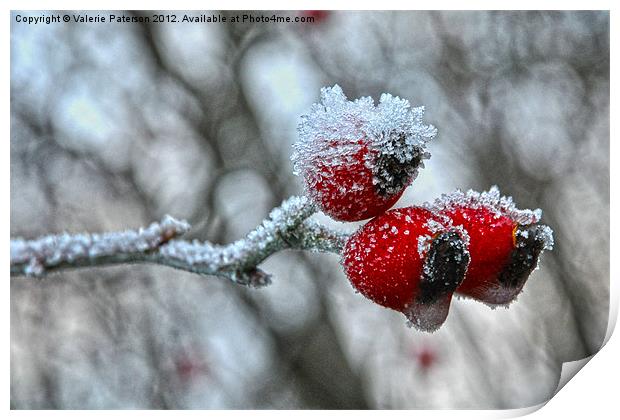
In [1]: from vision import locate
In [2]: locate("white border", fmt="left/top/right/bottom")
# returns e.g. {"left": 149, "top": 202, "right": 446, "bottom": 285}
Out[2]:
{"left": 4, "top": 1, "right": 616, "bottom": 418}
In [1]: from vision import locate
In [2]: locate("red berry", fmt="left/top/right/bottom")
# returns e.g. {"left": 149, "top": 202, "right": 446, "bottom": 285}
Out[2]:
{"left": 174, "top": 352, "right": 209, "bottom": 384}
{"left": 292, "top": 85, "right": 436, "bottom": 222}
{"left": 442, "top": 206, "right": 515, "bottom": 299}
{"left": 306, "top": 141, "right": 401, "bottom": 221}
{"left": 429, "top": 187, "right": 554, "bottom": 306}
{"left": 414, "top": 346, "right": 437, "bottom": 372}
{"left": 342, "top": 207, "right": 469, "bottom": 332}
{"left": 300, "top": 10, "right": 330, "bottom": 23}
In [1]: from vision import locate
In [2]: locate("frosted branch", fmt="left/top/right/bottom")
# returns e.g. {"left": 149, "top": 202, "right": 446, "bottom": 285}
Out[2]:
{"left": 10, "top": 196, "right": 349, "bottom": 287}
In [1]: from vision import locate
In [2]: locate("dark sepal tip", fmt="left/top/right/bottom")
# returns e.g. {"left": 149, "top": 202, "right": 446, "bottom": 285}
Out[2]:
{"left": 373, "top": 136, "right": 423, "bottom": 197}
{"left": 498, "top": 224, "right": 548, "bottom": 289}
{"left": 417, "top": 231, "right": 470, "bottom": 305}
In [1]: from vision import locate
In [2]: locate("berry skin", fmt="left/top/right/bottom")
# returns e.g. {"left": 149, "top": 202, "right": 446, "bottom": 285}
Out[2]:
{"left": 306, "top": 141, "right": 404, "bottom": 221}
{"left": 342, "top": 207, "right": 470, "bottom": 332}
{"left": 431, "top": 187, "right": 554, "bottom": 306}
{"left": 292, "top": 85, "right": 436, "bottom": 222}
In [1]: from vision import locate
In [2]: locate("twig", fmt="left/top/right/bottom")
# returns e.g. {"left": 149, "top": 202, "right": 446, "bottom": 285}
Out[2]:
{"left": 10, "top": 196, "right": 349, "bottom": 287}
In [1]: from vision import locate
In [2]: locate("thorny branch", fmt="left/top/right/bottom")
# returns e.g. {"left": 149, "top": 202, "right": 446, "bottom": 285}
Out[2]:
{"left": 10, "top": 196, "right": 349, "bottom": 287}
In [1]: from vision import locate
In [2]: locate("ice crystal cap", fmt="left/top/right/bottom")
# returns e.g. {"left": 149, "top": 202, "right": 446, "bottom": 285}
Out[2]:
{"left": 292, "top": 84, "right": 437, "bottom": 190}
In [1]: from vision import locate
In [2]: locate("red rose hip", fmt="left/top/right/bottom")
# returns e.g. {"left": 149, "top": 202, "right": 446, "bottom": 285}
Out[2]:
{"left": 292, "top": 85, "right": 437, "bottom": 222}
{"left": 342, "top": 207, "right": 469, "bottom": 332}
{"left": 305, "top": 141, "right": 402, "bottom": 221}
{"left": 429, "top": 187, "right": 554, "bottom": 306}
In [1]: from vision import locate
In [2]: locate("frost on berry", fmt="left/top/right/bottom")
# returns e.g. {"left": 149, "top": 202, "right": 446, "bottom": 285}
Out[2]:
{"left": 417, "top": 215, "right": 470, "bottom": 260}
{"left": 425, "top": 186, "right": 554, "bottom": 306}
{"left": 342, "top": 207, "right": 469, "bottom": 332}
{"left": 424, "top": 185, "right": 548, "bottom": 231}
{"left": 291, "top": 84, "right": 437, "bottom": 221}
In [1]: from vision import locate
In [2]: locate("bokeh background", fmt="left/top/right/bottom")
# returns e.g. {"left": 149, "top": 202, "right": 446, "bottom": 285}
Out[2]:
{"left": 10, "top": 10, "right": 609, "bottom": 409}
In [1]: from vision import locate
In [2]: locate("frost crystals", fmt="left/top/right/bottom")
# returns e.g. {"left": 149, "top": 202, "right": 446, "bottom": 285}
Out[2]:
{"left": 10, "top": 196, "right": 349, "bottom": 286}
{"left": 292, "top": 84, "right": 437, "bottom": 197}
{"left": 10, "top": 216, "right": 190, "bottom": 276}
{"left": 425, "top": 185, "right": 551, "bottom": 241}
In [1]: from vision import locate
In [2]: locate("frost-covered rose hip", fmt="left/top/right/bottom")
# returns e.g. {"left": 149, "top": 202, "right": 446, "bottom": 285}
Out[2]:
{"left": 292, "top": 85, "right": 437, "bottom": 221}
{"left": 342, "top": 207, "right": 469, "bottom": 332}
{"left": 428, "top": 187, "right": 554, "bottom": 306}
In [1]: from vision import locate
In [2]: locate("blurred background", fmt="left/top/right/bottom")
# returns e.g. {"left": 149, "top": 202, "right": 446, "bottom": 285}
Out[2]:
{"left": 10, "top": 10, "right": 609, "bottom": 409}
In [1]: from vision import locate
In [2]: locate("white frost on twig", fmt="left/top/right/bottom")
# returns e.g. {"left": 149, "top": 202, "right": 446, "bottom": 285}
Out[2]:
{"left": 11, "top": 216, "right": 190, "bottom": 276}
{"left": 10, "top": 196, "right": 349, "bottom": 286}
{"left": 156, "top": 195, "right": 319, "bottom": 286}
